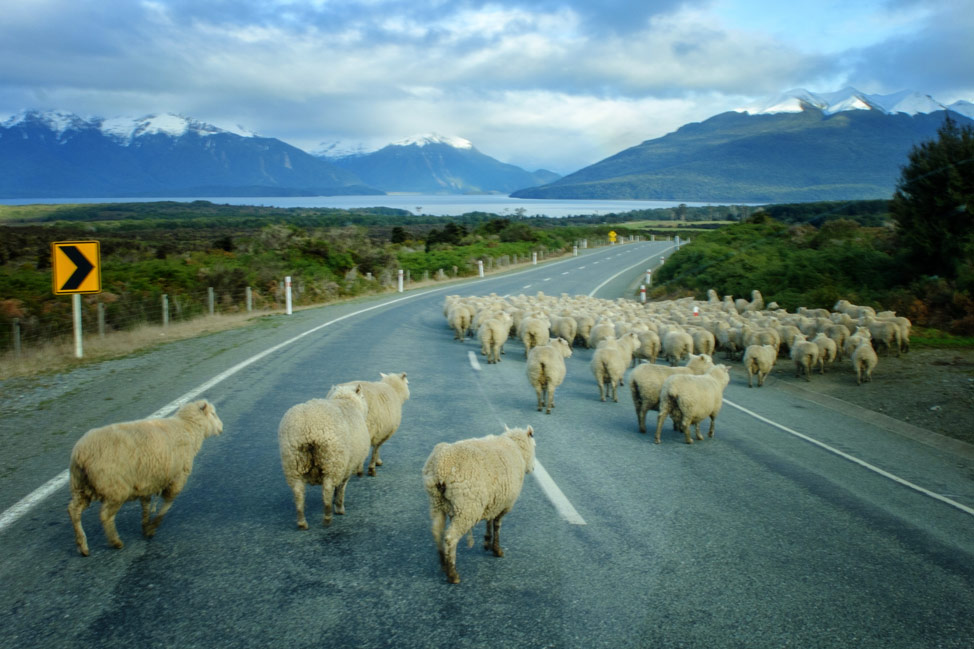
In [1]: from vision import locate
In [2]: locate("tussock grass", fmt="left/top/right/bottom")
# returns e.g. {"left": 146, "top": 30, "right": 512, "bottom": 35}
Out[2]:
{"left": 0, "top": 311, "right": 272, "bottom": 380}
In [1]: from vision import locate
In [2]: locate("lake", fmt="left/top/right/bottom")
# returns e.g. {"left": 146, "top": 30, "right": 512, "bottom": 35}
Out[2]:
{"left": 0, "top": 194, "right": 720, "bottom": 217}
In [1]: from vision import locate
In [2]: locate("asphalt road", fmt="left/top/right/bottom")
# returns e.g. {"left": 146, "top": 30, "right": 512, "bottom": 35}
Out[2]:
{"left": 1, "top": 241, "right": 972, "bottom": 649}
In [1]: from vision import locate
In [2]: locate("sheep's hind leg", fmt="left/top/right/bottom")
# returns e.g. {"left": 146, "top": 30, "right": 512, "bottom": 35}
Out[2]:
{"left": 334, "top": 478, "right": 349, "bottom": 516}
{"left": 68, "top": 494, "right": 91, "bottom": 556}
{"left": 140, "top": 497, "right": 153, "bottom": 537}
{"left": 289, "top": 479, "right": 309, "bottom": 530}
{"left": 99, "top": 500, "right": 125, "bottom": 549}
{"left": 321, "top": 479, "right": 336, "bottom": 526}
{"left": 489, "top": 516, "right": 505, "bottom": 557}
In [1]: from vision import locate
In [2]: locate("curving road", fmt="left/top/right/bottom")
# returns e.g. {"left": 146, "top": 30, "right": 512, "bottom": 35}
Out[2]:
{"left": 1, "top": 241, "right": 972, "bottom": 649}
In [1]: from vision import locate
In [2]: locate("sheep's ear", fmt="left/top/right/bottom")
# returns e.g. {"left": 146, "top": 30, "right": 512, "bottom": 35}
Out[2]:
{"left": 380, "top": 372, "right": 387, "bottom": 379}
{"left": 355, "top": 384, "right": 363, "bottom": 394}
{"left": 400, "top": 372, "right": 407, "bottom": 380}
{"left": 199, "top": 401, "right": 210, "bottom": 414}
{"left": 526, "top": 426, "right": 534, "bottom": 438}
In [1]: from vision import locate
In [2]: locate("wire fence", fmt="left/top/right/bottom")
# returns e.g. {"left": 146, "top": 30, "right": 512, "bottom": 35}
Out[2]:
{"left": 0, "top": 235, "right": 646, "bottom": 364}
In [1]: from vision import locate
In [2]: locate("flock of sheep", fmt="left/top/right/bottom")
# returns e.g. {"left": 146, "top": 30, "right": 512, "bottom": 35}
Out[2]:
{"left": 64, "top": 281, "right": 909, "bottom": 585}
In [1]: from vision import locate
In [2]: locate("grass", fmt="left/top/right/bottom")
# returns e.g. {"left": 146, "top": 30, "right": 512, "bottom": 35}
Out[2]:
{"left": 0, "top": 311, "right": 271, "bottom": 380}
{"left": 909, "top": 326, "right": 974, "bottom": 349}
{"left": 0, "top": 203, "right": 89, "bottom": 222}
{"left": 613, "top": 219, "right": 728, "bottom": 228}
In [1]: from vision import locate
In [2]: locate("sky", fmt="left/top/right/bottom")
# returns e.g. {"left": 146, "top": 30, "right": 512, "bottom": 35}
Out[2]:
{"left": 1, "top": 0, "right": 973, "bottom": 174}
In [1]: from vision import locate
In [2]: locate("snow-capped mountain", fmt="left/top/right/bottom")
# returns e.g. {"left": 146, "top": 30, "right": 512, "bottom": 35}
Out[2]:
{"left": 514, "top": 89, "right": 973, "bottom": 202}
{"left": 323, "top": 133, "right": 559, "bottom": 194}
{"left": 749, "top": 87, "right": 974, "bottom": 118}
{"left": 0, "top": 110, "right": 381, "bottom": 198}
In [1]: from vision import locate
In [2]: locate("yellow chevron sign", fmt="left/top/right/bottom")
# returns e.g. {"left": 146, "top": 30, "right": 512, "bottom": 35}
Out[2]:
{"left": 52, "top": 241, "right": 101, "bottom": 295}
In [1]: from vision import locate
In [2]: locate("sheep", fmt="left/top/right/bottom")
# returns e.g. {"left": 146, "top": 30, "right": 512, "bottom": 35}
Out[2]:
{"left": 549, "top": 315, "right": 578, "bottom": 349}
{"left": 852, "top": 341, "right": 878, "bottom": 385}
{"left": 329, "top": 372, "right": 410, "bottom": 477}
{"left": 633, "top": 330, "right": 661, "bottom": 365}
{"left": 790, "top": 333, "right": 820, "bottom": 381}
{"left": 278, "top": 384, "right": 371, "bottom": 529}
{"left": 591, "top": 339, "right": 628, "bottom": 402}
{"left": 810, "top": 333, "right": 837, "bottom": 374}
{"left": 689, "top": 327, "right": 716, "bottom": 357}
{"left": 661, "top": 330, "right": 694, "bottom": 366}
{"left": 526, "top": 338, "right": 572, "bottom": 414}
{"left": 447, "top": 304, "right": 473, "bottom": 341}
{"left": 518, "top": 315, "right": 551, "bottom": 358}
{"left": 843, "top": 326, "right": 872, "bottom": 360}
{"left": 742, "top": 344, "right": 776, "bottom": 388}
{"left": 588, "top": 321, "right": 616, "bottom": 349}
{"left": 654, "top": 365, "right": 731, "bottom": 444}
{"left": 422, "top": 425, "right": 536, "bottom": 584}
{"left": 629, "top": 354, "right": 714, "bottom": 433}
{"left": 478, "top": 314, "right": 512, "bottom": 364}
{"left": 861, "top": 316, "right": 902, "bottom": 357}
{"left": 67, "top": 400, "right": 223, "bottom": 556}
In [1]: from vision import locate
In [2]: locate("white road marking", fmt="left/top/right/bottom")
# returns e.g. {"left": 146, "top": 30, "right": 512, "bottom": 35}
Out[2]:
{"left": 532, "top": 461, "right": 587, "bottom": 525}
{"left": 561, "top": 272, "right": 570, "bottom": 275}
{"left": 0, "top": 282, "right": 484, "bottom": 535}
{"left": 543, "top": 277, "right": 551, "bottom": 282}
{"left": 724, "top": 399, "right": 974, "bottom": 518}
{"left": 588, "top": 246, "right": 676, "bottom": 297}
{"left": 467, "top": 352, "right": 586, "bottom": 525}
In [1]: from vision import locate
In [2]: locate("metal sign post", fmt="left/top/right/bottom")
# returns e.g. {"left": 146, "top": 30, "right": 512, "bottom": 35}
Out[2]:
{"left": 52, "top": 241, "right": 101, "bottom": 359}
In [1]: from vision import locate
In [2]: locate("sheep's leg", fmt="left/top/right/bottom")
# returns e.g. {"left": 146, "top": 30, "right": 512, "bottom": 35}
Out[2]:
{"left": 708, "top": 416, "right": 716, "bottom": 439}
{"left": 334, "top": 477, "right": 349, "bottom": 516}
{"left": 610, "top": 380, "right": 618, "bottom": 403}
{"left": 430, "top": 509, "right": 447, "bottom": 566}
{"left": 442, "top": 519, "right": 473, "bottom": 584}
{"left": 535, "top": 383, "right": 545, "bottom": 412}
{"left": 546, "top": 386, "right": 555, "bottom": 414}
{"left": 99, "top": 500, "right": 125, "bottom": 549}
{"left": 654, "top": 407, "right": 669, "bottom": 444}
{"left": 694, "top": 421, "right": 704, "bottom": 441}
{"left": 489, "top": 515, "right": 505, "bottom": 557}
{"left": 68, "top": 493, "right": 91, "bottom": 556}
{"left": 682, "top": 422, "right": 695, "bottom": 445}
{"left": 289, "top": 479, "right": 309, "bottom": 530}
{"left": 368, "top": 444, "right": 381, "bottom": 476}
{"left": 483, "top": 518, "right": 493, "bottom": 551}
{"left": 636, "top": 400, "right": 649, "bottom": 434}
{"left": 140, "top": 497, "right": 152, "bottom": 536}
{"left": 144, "top": 492, "right": 177, "bottom": 538}
{"left": 598, "top": 375, "right": 607, "bottom": 402}
{"left": 321, "top": 479, "right": 336, "bottom": 525}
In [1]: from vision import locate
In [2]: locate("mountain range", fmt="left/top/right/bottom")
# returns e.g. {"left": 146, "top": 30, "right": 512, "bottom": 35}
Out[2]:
{"left": 0, "top": 113, "right": 554, "bottom": 199}
{"left": 319, "top": 134, "right": 560, "bottom": 195}
{"left": 0, "top": 111, "right": 381, "bottom": 198}
{"left": 3, "top": 87, "right": 973, "bottom": 202}
{"left": 512, "top": 88, "right": 974, "bottom": 202}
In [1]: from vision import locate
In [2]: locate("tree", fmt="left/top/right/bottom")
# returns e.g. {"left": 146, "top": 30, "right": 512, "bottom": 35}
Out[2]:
{"left": 390, "top": 226, "right": 408, "bottom": 244}
{"left": 890, "top": 115, "right": 974, "bottom": 279}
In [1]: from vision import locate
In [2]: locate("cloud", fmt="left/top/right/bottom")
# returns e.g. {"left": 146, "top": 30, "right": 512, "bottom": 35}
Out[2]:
{"left": 0, "top": 0, "right": 971, "bottom": 173}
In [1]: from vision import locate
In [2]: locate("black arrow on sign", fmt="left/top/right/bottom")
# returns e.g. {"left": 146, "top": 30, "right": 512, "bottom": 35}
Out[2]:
{"left": 60, "top": 245, "right": 95, "bottom": 291}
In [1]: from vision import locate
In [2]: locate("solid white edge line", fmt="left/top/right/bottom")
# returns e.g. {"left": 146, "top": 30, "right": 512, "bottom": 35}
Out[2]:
{"left": 724, "top": 399, "right": 974, "bottom": 518}
{"left": 0, "top": 242, "right": 644, "bottom": 534}
{"left": 532, "top": 460, "right": 587, "bottom": 525}
{"left": 467, "top": 351, "right": 481, "bottom": 371}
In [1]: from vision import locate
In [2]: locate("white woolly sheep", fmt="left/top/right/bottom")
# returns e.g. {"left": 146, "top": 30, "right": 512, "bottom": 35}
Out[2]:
{"left": 67, "top": 400, "right": 223, "bottom": 556}
{"left": 633, "top": 330, "right": 662, "bottom": 365}
{"left": 690, "top": 328, "right": 716, "bottom": 357}
{"left": 526, "top": 338, "right": 572, "bottom": 413}
{"left": 742, "top": 344, "right": 776, "bottom": 388}
{"left": 790, "top": 333, "right": 820, "bottom": 382}
{"left": 587, "top": 321, "right": 616, "bottom": 349}
{"left": 422, "top": 425, "right": 536, "bottom": 584}
{"left": 810, "top": 333, "right": 837, "bottom": 374}
{"left": 861, "top": 316, "right": 902, "bottom": 357}
{"left": 591, "top": 338, "right": 628, "bottom": 402}
{"left": 329, "top": 372, "right": 410, "bottom": 477}
{"left": 447, "top": 304, "right": 474, "bottom": 341}
{"left": 518, "top": 315, "right": 551, "bottom": 358}
{"left": 662, "top": 330, "right": 694, "bottom": 366}
{"left": 654, "top": 365, "right": 731, "bottom": 444}
{"left": 478, "top": 314, "right": 512, "bottom": 364}
{"left": 629, "top": 354, "right": 714, "bottom": 433}
{"left": 550, "top": 315, "right": 578, "bottom": 349}
{"left": 278, "top": 384, "right": 371, "bottom": 529}
{"left": 852, "top": 341, "right": 878, "bottom": 385}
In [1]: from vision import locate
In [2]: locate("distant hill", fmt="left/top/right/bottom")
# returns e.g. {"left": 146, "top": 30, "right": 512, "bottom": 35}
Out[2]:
{"left": 0, "top": 111, "right": 382, "bottom": 198}
{"left": 512, "top": 88, "right": 974, "bottom": 202}
{"left": 323, "top": 134, "right": 560, "bottom": 194}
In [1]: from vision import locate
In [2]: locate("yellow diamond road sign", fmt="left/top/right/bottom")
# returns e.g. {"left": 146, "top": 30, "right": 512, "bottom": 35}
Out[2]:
{"left": 608, "top": 230, "right": 617, "bottom": 242}
{"left": 52, "top": 241, "right": 101, "bottom": 295}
